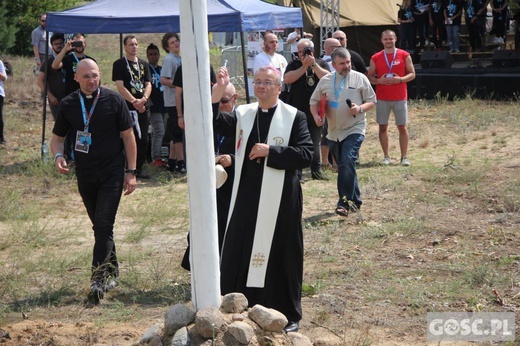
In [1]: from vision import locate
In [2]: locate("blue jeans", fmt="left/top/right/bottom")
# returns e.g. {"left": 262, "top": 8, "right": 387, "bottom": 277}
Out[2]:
{"left": 328, "top": 134, "right": 364, "bottom": 209}
{"left": 446, "top": 25, "right": 460, "bottom": 51}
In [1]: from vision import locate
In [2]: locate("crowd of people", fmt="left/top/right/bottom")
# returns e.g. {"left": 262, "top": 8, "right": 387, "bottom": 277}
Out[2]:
{"left": 15, "top": 11, "right": 421, "bottom": 331}
{"left": 398, "top": 0, "right": 511, "bottom": 53}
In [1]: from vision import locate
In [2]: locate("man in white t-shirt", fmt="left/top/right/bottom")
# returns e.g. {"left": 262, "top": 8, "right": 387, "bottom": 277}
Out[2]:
{"left": 253, "top": 33, "right": 288, "bottom": 79}
{"left": 286, "top": 28, "right": 313, "bottom": 60}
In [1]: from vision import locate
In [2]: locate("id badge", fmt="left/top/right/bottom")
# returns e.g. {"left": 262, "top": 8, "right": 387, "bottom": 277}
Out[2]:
{"left": 330, "top": 100, "right": 339, "bottom": 109}
{"left": 386, "top": 73, "right": 395, "bottom": 78}
{"left": 75, "top": 130, "right": 91, "bottom": 153}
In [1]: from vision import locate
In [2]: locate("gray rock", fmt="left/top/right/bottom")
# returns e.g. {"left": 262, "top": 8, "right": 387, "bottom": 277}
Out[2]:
{"left": 248, "top": 305, "right": 287, "bottom": 332}
{"left": 141, "top": 324, "right": 161, "bottom": 344}
{"left": 288, "top": 332, "right": 313, "bottom": 346}
{"left": 164, "top": 304, "right": 196, "bottom": 336}
{"left": 231, "top": 313, "right": 245, "bottom": 322}
{"left": 194, "top": 306, "right": 227, "bottom": 339}
{"left": 226, "top": 321, "right": 254, "bottom": 344}
{"left": 221, "top": 293, "right": 248, "bottom": 313}
{"left": 171, "top": 327, "right": 189, "bottom": 346}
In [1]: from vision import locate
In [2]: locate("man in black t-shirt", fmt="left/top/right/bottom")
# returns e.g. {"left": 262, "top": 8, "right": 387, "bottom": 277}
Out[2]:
{"left": 332, "top": 30, "right": 367, "bottom": 74}
{"left": 284, "top": 39, "right": 330, "bottom": 180}
{"left": 112, "top": 35, "right": 152, "bottom": 179}
{"left": 52, "top": 33, "right": 95, "bottom": 96}
{"left": 51, "top": 59, "right": 137, "bottom": 305}
{"left": 37, "top": 33, "right": 67, "bottom": 120}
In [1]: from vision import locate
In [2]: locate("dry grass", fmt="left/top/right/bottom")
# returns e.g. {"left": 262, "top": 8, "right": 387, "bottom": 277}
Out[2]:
{"left": 0, "top": 34, "right": 519, "bottom": 345}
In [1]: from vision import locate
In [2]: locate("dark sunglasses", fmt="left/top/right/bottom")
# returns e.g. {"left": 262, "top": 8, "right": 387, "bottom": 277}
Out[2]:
{"left": 220, "top": 98, "right": 231, "bottom": 104}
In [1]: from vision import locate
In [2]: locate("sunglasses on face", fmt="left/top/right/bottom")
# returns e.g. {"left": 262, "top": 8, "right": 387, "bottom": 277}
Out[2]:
{"left": 220, "top": 98, "right": 231, "bottom": 104}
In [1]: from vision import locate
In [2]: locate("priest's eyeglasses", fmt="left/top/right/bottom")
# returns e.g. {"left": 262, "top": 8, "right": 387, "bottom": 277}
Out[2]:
{"left": 252, "top": 80, "right": 278, "bottom": 87}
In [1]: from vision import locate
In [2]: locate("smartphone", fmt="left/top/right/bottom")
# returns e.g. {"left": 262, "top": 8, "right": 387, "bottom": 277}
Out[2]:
{"left": 71, "top": 41, "right": 83, "bottom": 47}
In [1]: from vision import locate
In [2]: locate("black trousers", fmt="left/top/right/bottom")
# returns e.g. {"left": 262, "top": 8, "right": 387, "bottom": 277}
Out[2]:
{"left": 135, "top": 109, "right": 150, "bottom": 172}
{"left": 305, "top": 112, "right": 322, "bottom": 173}
{"left": 77, "top": 167, "right": 124, "bottom": 282}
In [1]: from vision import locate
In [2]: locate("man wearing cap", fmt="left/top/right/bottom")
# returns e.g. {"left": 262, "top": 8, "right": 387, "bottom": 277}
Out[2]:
{"left": 212, "top": 65, "right": 313, "bottom": 333}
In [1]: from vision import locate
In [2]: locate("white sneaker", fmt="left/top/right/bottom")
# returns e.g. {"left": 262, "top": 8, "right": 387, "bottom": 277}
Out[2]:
{"left": 400, "top": 157, "right": 411, "bottom": 166}
{"left": 382, "top": 157, "right": 391, "bottom": 165}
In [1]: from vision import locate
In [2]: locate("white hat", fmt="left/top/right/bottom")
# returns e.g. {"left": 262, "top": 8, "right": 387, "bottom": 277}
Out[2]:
{"left": 215, "top": 164, "right": 228, "bottom": 189}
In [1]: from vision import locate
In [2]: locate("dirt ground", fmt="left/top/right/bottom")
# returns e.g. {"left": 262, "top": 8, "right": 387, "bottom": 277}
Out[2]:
{"left": 0, "top": 94, "right": 519, "bottom": 346}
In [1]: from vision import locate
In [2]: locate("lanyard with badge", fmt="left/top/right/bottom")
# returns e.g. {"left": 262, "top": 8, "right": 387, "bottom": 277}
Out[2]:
{"left": 330, "top": 72, "right": 347, "bottom": 109}
{"left": 125, "top": 57, "right": 143, "bottom": 94}
{"left": 384, "top": 49, "right": 397, "bottom": 77}
{"left": 149, "top": 65, "right": 164, "bottom": 92}
{"left": 75, "top": 88, "right": 100, "bottom": 153}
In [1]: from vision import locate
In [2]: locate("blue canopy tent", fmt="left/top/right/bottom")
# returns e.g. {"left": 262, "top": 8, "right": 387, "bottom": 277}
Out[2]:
{"left": 41, "top": 0, "right": 303, "bottom": 156}
{"left": 46, "top": 0, "right": 302, "bottom": 33}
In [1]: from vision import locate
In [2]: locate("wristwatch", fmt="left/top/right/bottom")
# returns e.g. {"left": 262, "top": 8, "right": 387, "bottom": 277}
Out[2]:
{"left": 359, "top": 106, "right": 364, "bottom": 114}
{"left": 125, "top": 169, "right": 138, "bottom": 175}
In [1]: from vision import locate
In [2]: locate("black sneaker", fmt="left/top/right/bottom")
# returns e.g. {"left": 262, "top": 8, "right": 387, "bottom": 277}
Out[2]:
{"left": 87, "top": 281, "right": 104, "bottom": 305}
{"left": 311, "top": 171, "right": 328, "bottom": 181}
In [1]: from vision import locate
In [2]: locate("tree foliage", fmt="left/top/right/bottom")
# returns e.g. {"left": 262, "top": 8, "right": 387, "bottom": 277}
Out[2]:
{"left": 1, "top": 0, "right": 80, "bottom": 55}
{"left": 0, "top": 2, "right": 18, "bottom": 53}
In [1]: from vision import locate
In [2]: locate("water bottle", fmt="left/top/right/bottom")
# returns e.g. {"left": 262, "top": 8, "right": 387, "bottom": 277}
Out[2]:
{"left": 42, "top": 141, "right": 50, "bottom": 162}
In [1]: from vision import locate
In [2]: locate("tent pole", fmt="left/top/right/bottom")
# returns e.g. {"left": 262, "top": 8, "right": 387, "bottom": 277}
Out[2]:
{"left": 119, "top": 34, "right": 123, "bottom": 57}
{"left": 41, "top": 29, "right": 49, "bottom": 160}
{"left": 240, "top": 32, "right": 250, "bottom": 103}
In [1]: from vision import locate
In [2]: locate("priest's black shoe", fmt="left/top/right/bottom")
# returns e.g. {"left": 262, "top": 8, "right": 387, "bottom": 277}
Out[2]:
{"left": 284, "top": 321, "right": 299, "bottom": 333}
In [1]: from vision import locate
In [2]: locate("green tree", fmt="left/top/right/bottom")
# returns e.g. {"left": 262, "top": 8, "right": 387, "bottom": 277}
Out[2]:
{"left": 2, "top": 0, "right": 80, "bottom": 55}
{"left": 0, "top": 2, "right": 18, "bottom": 53}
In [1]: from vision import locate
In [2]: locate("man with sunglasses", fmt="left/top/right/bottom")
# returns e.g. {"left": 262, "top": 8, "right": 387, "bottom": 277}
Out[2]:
{"left": 332, "top": 30, "right": 367, "bottom": 74}
{"left": 37, "top": 33, "right": 67, "bottom": 121}
{"left": 32, "top": 14, "right": 51, "bottom": 67}
{"left": 212, "top": 65, "right": 313, "bottom": 333}
{"left": 180, "top": 81, "right": 237, "bottom": 271}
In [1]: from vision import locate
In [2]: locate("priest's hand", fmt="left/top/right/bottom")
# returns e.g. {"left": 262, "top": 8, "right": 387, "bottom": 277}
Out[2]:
{"left": 249, "top": 143, "right": 269, "bottom": 162}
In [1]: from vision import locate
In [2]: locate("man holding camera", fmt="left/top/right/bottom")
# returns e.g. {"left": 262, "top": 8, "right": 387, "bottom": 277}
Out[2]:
{"left": 284, "top": 39, "right": 330, "bottom": 180}
{"left": 52, "top": 33, "right": 95, "bottom": 96}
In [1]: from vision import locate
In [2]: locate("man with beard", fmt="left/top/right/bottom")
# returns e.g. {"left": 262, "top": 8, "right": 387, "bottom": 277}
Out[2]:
{"left": 37, "top": 33, "right": 67, "bottom": 121}
{"left": 310, "top": 48, "right": 376, "bottom": 216}
{"left": 52, "top": 33, "right": 95, "bottom": 96}
{"left": 112, "top": 35, "right": 152, "bottom": 179}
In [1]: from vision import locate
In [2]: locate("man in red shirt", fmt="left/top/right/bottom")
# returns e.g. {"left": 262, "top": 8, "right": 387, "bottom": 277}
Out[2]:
{"left": 367, "top": 30, "right": 415, "bottom": 166}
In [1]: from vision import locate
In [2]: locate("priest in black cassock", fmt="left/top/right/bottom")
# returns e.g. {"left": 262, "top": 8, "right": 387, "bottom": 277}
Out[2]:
{"left": 211, "top": 65, "right": 313, "bottom": 333}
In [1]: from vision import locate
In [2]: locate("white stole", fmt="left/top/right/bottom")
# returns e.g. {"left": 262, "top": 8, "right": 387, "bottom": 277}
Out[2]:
{"left": 223, "top": 101, "right": 298, "bottom": 288}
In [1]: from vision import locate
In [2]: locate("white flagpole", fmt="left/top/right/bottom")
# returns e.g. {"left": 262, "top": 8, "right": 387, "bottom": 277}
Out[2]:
{"left": 179, "top": 0, "right": 221, "bottom": 310}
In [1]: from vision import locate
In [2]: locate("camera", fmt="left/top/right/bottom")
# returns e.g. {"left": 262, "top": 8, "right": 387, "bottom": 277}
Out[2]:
{"left": 303, "top": 47, "right": 312, "bottom": 56}
{"left": 71, "top": 41, "right": 83, "bottom": 47}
